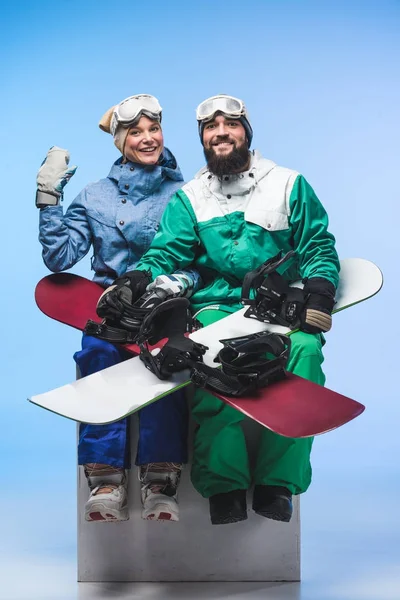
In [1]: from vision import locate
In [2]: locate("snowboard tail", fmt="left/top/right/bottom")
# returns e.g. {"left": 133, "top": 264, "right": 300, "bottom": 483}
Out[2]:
{"left": 34, "top": 273, "right": 141, "bottom": 355}
{"left": 214, "top": 374, "right": 365, "bottom": 438}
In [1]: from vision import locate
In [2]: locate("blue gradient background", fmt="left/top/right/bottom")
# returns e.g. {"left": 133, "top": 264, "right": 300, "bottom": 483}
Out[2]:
{"left": 1, "top": 1, "right": 399, "bottom": 598}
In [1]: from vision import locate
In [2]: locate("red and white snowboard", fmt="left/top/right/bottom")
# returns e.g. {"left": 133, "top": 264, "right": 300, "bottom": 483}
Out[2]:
{"left": 30, "top": 258, "right": 383, "bottom": 437}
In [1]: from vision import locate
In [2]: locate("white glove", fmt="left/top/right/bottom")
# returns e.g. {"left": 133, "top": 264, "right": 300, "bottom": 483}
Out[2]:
{"left": 146, "top": 272, "right": 195, "bottom": 300}
{"left": 36, "top": 146, "right": 77, "bottom": 208}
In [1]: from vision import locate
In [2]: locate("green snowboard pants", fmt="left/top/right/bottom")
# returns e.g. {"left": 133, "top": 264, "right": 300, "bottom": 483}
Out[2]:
{"left": 190, "top": 308, "right": 326, "bottom": 498}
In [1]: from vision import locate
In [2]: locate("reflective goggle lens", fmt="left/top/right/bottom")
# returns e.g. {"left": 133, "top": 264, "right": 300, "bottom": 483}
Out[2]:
{"left": 117, "top": 95, "right": 161, "bottom": 121}
{"left": 196, "top": 95, "right": 244, "bottom": 121}
{"left": 111, "top": 95, "right": 162, "bottom": 135}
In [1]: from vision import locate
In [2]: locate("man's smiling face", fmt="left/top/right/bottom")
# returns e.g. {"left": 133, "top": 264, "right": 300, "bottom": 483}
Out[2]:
{"left": 202, "top": 113, "right": 250, "bottom": 176}
{"left": 202, "top": 114, "right": 247, "bottom": 157}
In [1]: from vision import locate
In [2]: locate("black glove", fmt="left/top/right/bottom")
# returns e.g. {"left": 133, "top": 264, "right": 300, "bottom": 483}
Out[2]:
{"left": 300, "top": 277, "right": 336, "bottom": 334}
{"left": 96, "top": 270, "right": 151, "bottom": 320}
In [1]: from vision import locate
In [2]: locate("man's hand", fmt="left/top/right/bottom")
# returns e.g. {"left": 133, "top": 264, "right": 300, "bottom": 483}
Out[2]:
{"left": 145, "top": 272, "right": 195, "bottom": 300}
{"left": 96, "top": 270, "right": 151, "bottom": 320}
{"left": 36, "top": 146, "right": 77, "bottom": 208}
{"left": 300, "top": 277, "right": 336, "bottom": 334}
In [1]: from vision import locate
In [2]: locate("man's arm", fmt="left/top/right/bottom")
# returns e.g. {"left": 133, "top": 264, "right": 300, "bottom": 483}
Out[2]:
{"left": 289, "top": 175, "right": 340, "bottom": 287}
{"left": 289, "top": 175, "right": 340, "bottom": 333}
{"left": 97, "top": 191, "right": 201, "bottom": 318}
{"left": 136, "top": 190, "right": 200, "bottom": 278}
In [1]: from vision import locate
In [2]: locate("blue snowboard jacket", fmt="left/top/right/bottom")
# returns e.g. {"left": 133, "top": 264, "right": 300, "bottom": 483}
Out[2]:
{"left": 38, "top": 148, "right": 199, "bottom": 288}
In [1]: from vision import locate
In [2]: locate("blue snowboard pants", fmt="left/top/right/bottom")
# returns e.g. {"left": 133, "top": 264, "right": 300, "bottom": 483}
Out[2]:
{"left": 74, "top": 335, "right": 189, "bottom": 469}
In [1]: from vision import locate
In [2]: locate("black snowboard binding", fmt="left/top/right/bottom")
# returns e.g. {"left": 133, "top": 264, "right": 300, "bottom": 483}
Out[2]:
{"left": 135, "top": 299, "right": 291, "bottom": 397}
{"left": 242, "top": 250, "right": 306, "bottom": 329}
{"left": 84, "top": 286, "right": 200, "bottom": 346}
{"left": 190, "top": 331, "right": 291, "bottom": 397}
{"left": 137, "top": 296, "right": 208, "bottom": 380}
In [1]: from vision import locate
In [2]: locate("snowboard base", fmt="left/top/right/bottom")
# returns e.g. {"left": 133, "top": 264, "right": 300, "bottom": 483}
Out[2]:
{"left": 214, "top": 373, "right": 364, "bottom": 438}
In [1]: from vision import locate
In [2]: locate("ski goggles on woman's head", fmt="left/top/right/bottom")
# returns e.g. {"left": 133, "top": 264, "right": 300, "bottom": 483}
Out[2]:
{"left": 110, "top": 94, "right": 162, "bottom": 136}
{"left": 196, "top": 94, "right": 247, "bottom": 122}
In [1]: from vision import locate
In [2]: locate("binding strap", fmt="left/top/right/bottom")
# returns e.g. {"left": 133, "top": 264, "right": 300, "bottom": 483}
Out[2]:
{"left": 190, "top": 331, "right": 291, "bottom": 397}
{"left": 84, "top": 319, "right": 140, "bottom": 344}
{"left": 84, "top": 287, "right": 172, "bottom": 344}
{"left": 138, "top": 297, "right": 207, "bottom": 380}
{"left": 242, "top": 251, "right": 306, "bottom": 328}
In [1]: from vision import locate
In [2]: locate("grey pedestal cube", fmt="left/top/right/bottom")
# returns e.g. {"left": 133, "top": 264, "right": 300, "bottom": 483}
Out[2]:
{"left": 77, "top": 399, "right": 300, "bottom": 582}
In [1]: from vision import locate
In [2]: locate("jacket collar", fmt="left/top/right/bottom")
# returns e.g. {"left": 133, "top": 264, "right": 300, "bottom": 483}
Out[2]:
{"left": 107, "top": 146, "right": 183, "bottom": 194}
{"left": 195, "top": 150, "right": 276, "bottom": 197}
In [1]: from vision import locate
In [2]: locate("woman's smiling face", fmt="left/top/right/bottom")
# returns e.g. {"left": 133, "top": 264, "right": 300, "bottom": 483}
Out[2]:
{"left": 123, "top": 115, "right": 164, "bottom": 165}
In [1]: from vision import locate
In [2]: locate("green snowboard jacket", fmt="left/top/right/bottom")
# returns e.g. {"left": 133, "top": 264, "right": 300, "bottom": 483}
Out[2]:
{"left": 136, "top": 150, "right": 340, "bottom": 313}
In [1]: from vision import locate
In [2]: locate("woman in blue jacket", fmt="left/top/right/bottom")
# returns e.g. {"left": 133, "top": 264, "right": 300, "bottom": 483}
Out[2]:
{"left": 36, "top": 94, "right": 198, "bottom": 523}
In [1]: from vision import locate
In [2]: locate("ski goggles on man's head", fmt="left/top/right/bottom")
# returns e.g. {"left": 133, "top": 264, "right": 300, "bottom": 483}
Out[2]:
{"left": 110, "top": 94, "right": 162, "bottom": 136}
{"left": 196, "top": 94, "right": 247, "bottom": 122}
{"left": 196, "top": 94, "right": 253, "bottom": 147}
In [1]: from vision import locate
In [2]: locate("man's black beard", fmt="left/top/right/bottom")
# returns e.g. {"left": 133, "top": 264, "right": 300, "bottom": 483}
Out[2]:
{"left": 204, "top": 141, "right": 250, "bottom": 177}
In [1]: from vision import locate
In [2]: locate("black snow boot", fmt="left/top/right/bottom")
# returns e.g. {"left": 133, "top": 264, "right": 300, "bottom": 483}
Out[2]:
{"left": 209, "top": 489, "right": 248, "bottom": 525}
{"left": 252, "top": 485, "right": 293, "bottom": 522}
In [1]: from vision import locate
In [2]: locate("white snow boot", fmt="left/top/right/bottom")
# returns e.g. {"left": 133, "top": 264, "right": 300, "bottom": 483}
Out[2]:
{"left": 84, "top": 464, "right": 129, "bottom": 523}
{"left": 139, "top": 462, "right": 182, "bottom": 522}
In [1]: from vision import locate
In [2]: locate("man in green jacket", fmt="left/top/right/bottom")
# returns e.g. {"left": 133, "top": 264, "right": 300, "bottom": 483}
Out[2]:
{"left": 98, "top": 94, "right": 340, "bottom": 525}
